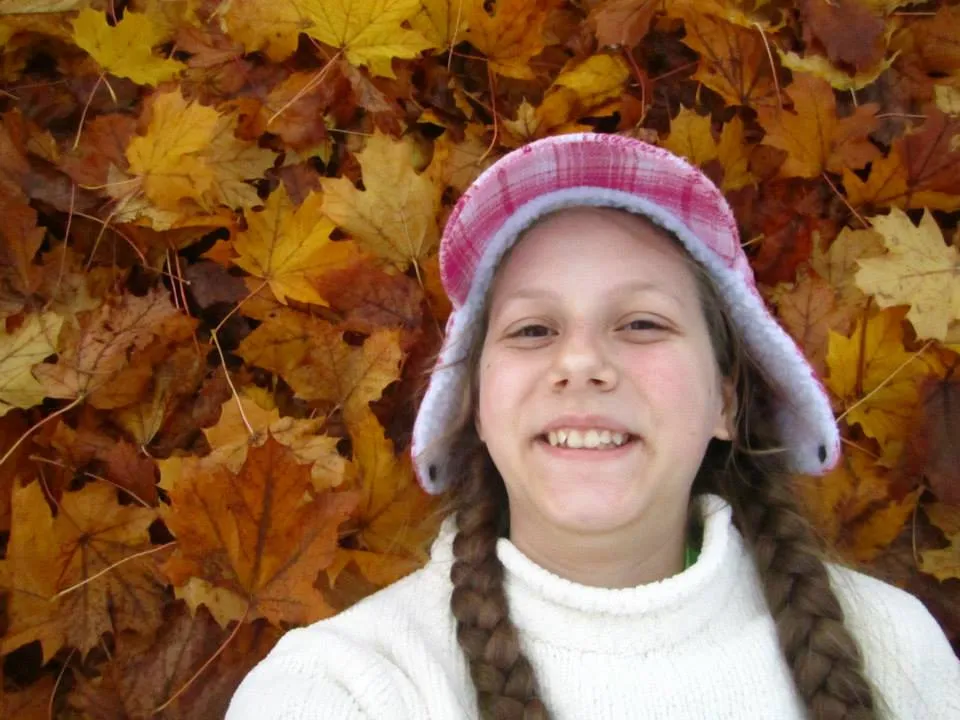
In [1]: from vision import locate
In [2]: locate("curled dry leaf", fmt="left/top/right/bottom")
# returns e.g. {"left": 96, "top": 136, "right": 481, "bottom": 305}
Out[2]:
{"left": 32, "top": 286, "right": 194, "bottom": 408}
{"left": 237, "top": 306, "right": 404, "bottom": 416}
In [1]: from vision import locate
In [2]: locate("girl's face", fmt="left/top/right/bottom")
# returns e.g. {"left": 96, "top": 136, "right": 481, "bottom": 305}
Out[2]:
{"left": 476, "top": 207, "right": 734, "bottom": 541}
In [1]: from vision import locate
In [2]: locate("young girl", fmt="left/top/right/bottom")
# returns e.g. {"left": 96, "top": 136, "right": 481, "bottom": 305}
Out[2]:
{"left": 227, "top": 133, "right": 959, "bottom": 719}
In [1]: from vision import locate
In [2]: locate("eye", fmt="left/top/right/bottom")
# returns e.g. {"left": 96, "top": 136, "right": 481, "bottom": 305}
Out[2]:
{"left": 622, "top": 318, "right": 666, "bottom": 332}
{"left": 509, "top": 324, "right": 553, "bottom": 338}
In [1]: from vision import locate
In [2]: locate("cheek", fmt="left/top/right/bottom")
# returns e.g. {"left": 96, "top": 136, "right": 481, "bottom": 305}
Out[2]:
{"left": 623, "top": 349, "right": 719, "bottom": 419}
{"left": 477, "top": 354, "right": 535, "bottom": 433}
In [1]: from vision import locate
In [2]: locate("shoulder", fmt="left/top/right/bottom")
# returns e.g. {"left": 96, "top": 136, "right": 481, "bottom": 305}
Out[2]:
{"left": 227, "top": 562, "right": 463, "bottom": 720}
{"left": 825, "top": 562, "right": 960, "bottom": 718}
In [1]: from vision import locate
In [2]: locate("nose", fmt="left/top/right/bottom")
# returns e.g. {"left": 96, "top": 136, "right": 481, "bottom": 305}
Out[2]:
{"left": 548, "top": 323, "right": 618, "bottom": 391}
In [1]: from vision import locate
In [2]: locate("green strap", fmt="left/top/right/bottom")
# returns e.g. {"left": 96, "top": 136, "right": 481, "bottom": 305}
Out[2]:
{"left": 683, "top": 523, "right": 703, "bottom": 570}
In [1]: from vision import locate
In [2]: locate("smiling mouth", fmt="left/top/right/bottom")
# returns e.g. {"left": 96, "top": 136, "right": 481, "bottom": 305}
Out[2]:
{"left": 535, "top": 433, "right": 639, "bottom": 451}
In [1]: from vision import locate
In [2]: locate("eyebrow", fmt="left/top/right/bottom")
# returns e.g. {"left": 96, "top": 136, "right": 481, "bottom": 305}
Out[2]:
{"left": 499, "top": 280, "right": 686, "bottom": 307}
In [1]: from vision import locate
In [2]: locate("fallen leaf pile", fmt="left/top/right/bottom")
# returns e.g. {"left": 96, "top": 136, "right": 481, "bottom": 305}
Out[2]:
{"left": 1, "top": 0, "right": 959, "bottom": 715}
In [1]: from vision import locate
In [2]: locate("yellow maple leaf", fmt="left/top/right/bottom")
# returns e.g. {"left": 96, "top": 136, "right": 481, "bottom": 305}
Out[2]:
{"left": 303, "top": 0, "right": 435, "bottom": 78}
{"left": 0, "top": 311, "right": 62, "bottom": 417}
{"left": 125, "top": 89, "right": 277, "bottom": 217}
{"left": 70, "top": 8, "right": 185, "bottom": 86}
{"left": 826, "top": 307, "right": 945, "bottom": 447}
{"left": 320, "top": 130, "right": 442, "bottom": 269}
{"left": 662, "top": 108, "right": 756, "bottom": 192}
{"left": 202, "top": 112, "right": 280, "bottom": 210}
{"left": 233, "top": 186, "right": 362, "bottom": 306}
{"left": 504, "top": 53, "right": 629, "bottom": 144}
{"left": 216, "top": 0, "right": 312, "bottom": 62}
{"left": 125, "top": 89, "right": 219, "bottom": 210}
{"left": 465, "top": 0, "right": 552, "bottom": 79}
{"left": 855, "top": 208, "right": 960, "bottom": 342}
{"left": 757, "top": 72, "right": 881, "bottom": 178}
{"left": 410, "top": 0, "right": 473, "bottom": 50}
{"left": 715, "top": 116, "right": 756, "bottom": 191}
{"left": 662, "top": 106, "right": 717, "bottom": 168}
{"left": 136, "top": 0, "right": 204, "bottom": 42}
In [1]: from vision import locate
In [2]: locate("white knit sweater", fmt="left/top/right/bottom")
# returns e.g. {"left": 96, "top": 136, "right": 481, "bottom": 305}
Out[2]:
{"left": 227, "top": 494, "right": 960, "bottom": 719}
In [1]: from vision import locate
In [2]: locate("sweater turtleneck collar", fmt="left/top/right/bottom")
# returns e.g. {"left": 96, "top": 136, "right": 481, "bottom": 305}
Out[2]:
{"left": 429, "top": 493, "right": 769, "bottom": 655}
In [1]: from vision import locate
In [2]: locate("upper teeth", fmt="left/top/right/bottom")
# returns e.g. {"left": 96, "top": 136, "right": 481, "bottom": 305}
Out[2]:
{"left": 546, "top": 429, "right": 629, "bottom": 449}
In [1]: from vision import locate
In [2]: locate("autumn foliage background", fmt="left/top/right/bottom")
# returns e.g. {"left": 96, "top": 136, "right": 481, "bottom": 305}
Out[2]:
{"left": 0, "top": 0, "right": 958, "bottom": 715}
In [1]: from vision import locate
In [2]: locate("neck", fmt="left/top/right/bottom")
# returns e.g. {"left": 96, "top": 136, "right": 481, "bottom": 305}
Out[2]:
{"left": 506, "top": 499, "right": 692, "bottom": 588}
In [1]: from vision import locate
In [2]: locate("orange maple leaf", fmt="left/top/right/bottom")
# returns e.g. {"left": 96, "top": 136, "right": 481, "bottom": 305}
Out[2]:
{"left": 237, "top": 306, "right": 404, "bottom": 416}
{"left": 797, "top": 450, "right": 921, "bottom": 563}
{"left": 160, "top": 434, "right": 359, "bottom": 626}
{"left": 232, "top": 185, "right": 362, "bottom": 306}
{"left": 465, "top": 0, "right": 553, "bottom": 79}
{"left": 843, "top": 106, "right": 960, "bottom": 211}
{"left": 0, "top": 480, "right": 166, "bottom": 662}
{"left": 758, "top": 72, "right": 881, "bottom": 178}
{"left": 327, "top": 406, "right": 441, "bottom": 588}
{"left": 671, "top": 5, "right": 779, "bottom": 108}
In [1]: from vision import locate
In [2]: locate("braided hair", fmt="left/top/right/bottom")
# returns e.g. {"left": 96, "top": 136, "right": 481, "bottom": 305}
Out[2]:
{"left": 424, "top": 210, "right": 885, "bottom": 720}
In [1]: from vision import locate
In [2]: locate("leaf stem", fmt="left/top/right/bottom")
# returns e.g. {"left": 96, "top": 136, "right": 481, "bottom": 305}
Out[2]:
{"left": 0, "top": 396, "right": 85, "bottom": 471}
{"left": 268, "top": 49, "right": 343, "bottom": 126}
{"left": 210, "top": 280, "right": 269, "bottom": 438}
{"left": 837, "top": 338, "right": 935, "bottom": 424}
{"left": 151, "top": 603, "right": 251, "bottom": 714}
{"left": 821, "top": 171, "right": 869, "bottom": 229}
{"left": 28, "top": 454, "right": 153, "bottom": 507}
{"left": 72, "top": 72, "right": 105, "bottom": 151}
{"left": 51, "top": 541, "right": 177, "bottom": 600}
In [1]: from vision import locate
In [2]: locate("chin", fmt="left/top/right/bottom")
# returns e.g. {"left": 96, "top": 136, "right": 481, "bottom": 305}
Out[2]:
{"left": 537, "top": 485, "right": 647, "bottom": 534}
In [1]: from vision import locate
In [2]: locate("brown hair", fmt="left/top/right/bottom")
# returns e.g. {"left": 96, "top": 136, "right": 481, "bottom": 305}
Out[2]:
{"left": 421, "top": 208, "right": 885, "bottom": 720}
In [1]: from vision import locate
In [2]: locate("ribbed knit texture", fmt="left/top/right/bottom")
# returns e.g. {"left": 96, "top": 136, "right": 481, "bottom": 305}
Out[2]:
{"left": 227, "top": 494, "right": 960, "bottom": 719}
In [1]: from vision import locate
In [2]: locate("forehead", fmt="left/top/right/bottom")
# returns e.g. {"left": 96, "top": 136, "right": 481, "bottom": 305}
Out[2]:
{"left": 489, "top": 207, "right": 699, "bottom": 306}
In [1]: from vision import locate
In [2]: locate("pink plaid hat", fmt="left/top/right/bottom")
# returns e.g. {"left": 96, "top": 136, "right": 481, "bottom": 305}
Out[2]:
{"left": 411, "top": 132, "right": 840, "bottom": 494}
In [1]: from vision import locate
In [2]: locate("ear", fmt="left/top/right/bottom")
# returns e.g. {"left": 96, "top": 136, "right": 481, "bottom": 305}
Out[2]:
{"left": 712, "top": 377, "right": 737, "bottom": 442}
